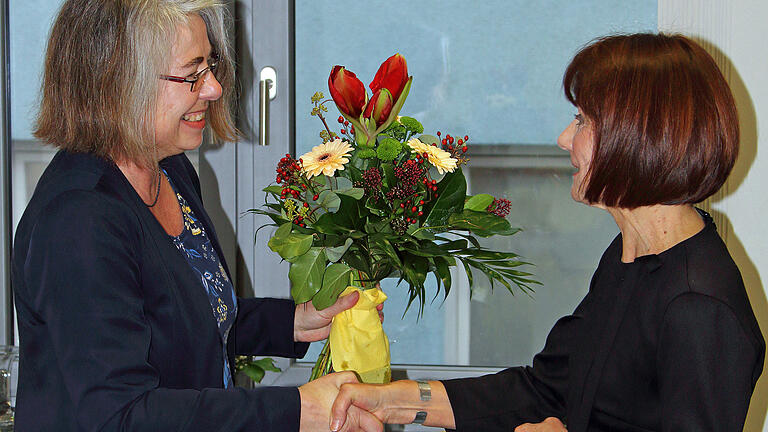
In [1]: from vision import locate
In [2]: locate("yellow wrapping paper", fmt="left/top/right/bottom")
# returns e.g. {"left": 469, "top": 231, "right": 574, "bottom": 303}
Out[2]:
{"left": 329, "top": 287, "right": 391, "bottom": 384}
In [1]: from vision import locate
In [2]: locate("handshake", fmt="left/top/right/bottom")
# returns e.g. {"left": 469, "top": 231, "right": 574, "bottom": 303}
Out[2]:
{"left": 296, "top": 372, "right": 567, "bottom": 432}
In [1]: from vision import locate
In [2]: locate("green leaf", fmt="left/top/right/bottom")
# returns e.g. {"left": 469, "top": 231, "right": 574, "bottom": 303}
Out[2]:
{"left": 250, "top": 357, "right": 282, "bottom": 373}
{"left": 317, "top": 190, "right": 341, "bottom": 212}
{"left": 268, "top": 231, "right": 314, "bottom": 261}
{"left": 263, "top": 185, "right": 284, "bottom": 195}
{"left": 324, "top": 238, "right": 353, "bottom": 262}
{"left": 241, "top": 363, "right": 266, "bottom": 383}
{"left": 369, "top": 235, "right": 402, "bottom": 267}
{"left": 448, "top": 210, "right": 521, "bottom": 237}
{"left": 288, "top": 248, "right": 327, "bottom": 303}
{"left": 365, "top": 197, "right": 389, "bottom": 217}
{"left": 312, "top": 213, "right": 347, "bottom": 234}
{"left": 333, "top": 195, "right": 364, "bottom": 230}
{"left": 334, "top": 177, "right": 354, "bottom": 190}
{"left": 381, "top": 163, "right": 396, "bottom": 189}
{"left": 464, "top": 194, "right": 495, "bottom": 211}
{"left": 422, "top": 170, "right": 467, "bottom": 227}
{"left": 401, "top": 252, "right": 428, "bottom": 288}
{"left": 312, "top": 263, "right": 353, "bottom": 310}
{"left": 417, "top": 134, "right": 440, "bottom": 147}
{"left": 336, "top": 188, "right": 365, "bottom": 200}
{"left": 434, "top": 256, "right": 452, "bottom": 297}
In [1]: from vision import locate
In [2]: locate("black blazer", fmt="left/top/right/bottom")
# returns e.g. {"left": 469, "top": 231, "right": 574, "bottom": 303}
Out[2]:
{"left": 12, "top": 150, "right": 309, "bottom": 431}
{"left": 444, "top": 214, "right": 764, "bottom": 431}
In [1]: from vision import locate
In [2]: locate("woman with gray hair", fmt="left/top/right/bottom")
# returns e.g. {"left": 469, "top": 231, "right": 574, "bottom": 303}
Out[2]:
{"left": 11, "top": 1, "right": 380, "bottom": 430}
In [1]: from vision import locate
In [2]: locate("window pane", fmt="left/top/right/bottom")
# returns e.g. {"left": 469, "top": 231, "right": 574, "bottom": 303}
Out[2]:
{"left": 295, "top": 1, "right": 656, "bottom": 367}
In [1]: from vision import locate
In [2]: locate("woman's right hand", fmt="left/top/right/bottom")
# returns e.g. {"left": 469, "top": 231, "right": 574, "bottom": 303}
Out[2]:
{"left": 514, "top": 417, "right": 567, "bottom": 432}
{"left": 298, "top": 371, "right": 383, "bottom": 432}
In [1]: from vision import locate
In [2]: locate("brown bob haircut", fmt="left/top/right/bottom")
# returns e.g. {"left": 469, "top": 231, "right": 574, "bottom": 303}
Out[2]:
{"left": 563, "top": 33, "right": 739, "bottom": 208}
{"left": 34, "top": 0, "right": 238, "bottom": 169}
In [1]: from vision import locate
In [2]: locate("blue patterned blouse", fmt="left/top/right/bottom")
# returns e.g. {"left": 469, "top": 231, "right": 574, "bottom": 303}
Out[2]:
{"left": 165, "top": 170, "right": 238, "bottom": 388}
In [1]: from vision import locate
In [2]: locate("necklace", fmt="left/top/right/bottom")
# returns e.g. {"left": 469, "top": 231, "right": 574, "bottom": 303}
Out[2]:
{"left": 146, "top": 170, "right": 162, "bottom": 207}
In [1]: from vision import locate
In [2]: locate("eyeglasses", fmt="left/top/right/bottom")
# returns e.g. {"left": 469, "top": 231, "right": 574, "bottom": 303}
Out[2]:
{"left": 159, "top": 55, "right": 219, "bottom": 92}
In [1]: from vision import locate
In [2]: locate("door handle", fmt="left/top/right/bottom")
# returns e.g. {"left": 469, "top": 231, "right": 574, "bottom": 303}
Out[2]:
{"left": 259, "top": 66, "right": 277, "bottom": 146}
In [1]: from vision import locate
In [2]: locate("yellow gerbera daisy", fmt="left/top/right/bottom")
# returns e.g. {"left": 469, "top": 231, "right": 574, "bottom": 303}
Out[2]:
{"left": 407, "top": 138, "right": 458, "bottom": 174}
{"left": 300, "top": 139, "right": 353, "bottom": 177}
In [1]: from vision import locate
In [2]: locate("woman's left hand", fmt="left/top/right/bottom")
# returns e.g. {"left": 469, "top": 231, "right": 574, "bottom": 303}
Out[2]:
{"left": 294, "top": 290, "right": 385, "bottom": 342}
{"left": 514, "top": 417, "right": 567, "bottom": 432}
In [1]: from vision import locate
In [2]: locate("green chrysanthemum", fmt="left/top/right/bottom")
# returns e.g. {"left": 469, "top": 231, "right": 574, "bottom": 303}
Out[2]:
{"left": 357, "top": 147, "right": 377, "bottom": 159}
{"left": 399, "top": 116, "right": 423, "bottom": 134}
{"left": 382, "top": 122, "right": 407, "bottom": 141}
{"left": 376, "top": 138, "right": 403, "bottom": 161}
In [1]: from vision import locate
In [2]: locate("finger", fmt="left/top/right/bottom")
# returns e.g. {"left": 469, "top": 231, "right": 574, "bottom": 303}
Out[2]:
{"left": 327, "top": 290, "right": 360, "bottom": 315}
{"left": 338, "top": 406, "right": 384, "bottom": 432}
{"left": 514, "top": 424, "right": 531, "bottom": 432}
{"left": 331, "top": 383, "right": 358, "bottom": 431}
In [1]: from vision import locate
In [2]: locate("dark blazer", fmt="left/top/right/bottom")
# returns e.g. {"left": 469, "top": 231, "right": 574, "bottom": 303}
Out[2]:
{"left": 444, "top": 213, "right": 764, "bottom": 431}
{"left": 12, "top": 150, "right": 309, "bottom": 431}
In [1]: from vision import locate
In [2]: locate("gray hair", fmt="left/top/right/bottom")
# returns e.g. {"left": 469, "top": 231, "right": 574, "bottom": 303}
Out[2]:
{"left": 35, "top": 0, "right": 238, "bottom": 168}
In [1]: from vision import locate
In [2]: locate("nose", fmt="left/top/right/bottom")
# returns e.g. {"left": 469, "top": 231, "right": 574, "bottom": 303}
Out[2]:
{"left": 557, "top": 120, "right": 576, "bottom": 151}
{"left": 198, "top": 72, "right": 223, "bottom": 101}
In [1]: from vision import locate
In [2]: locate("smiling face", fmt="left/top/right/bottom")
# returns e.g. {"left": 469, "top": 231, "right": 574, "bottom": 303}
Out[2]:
{"left": 155, "top": 14, "right": 222, "bottom": 158}
{"left": 557, "top": 109, "right": 596, "bottom": 205}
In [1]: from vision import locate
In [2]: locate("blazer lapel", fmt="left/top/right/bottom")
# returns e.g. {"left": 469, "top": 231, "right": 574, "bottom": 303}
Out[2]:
{"left": 107, "top": 161, "right": 222, "bottom": 343}
{"left": 566, "top": 262, "right": 643, "bottom": 432}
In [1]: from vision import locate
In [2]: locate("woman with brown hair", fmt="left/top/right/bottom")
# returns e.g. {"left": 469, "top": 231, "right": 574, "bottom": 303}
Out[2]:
{"left": 11, "top": 1, "right": 381, "bottom": 431}
{"left": 329, "top": 33, "right": 765, "bottom": 432}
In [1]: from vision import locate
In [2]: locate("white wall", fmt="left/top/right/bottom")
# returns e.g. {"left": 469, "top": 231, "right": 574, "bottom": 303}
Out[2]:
{"left": 659, "top": 1, "right": 768, "bottom": 430}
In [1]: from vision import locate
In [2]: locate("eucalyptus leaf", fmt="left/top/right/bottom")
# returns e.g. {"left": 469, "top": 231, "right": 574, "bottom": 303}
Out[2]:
{"left": 288, "top": 248, "right": 327, "bottom": 303}
{"left": 336, "top": 188, "right": 365, "bottom": 200}
{"left": 334, "top": 177, "right": 354, "bottom": 190}
{"left": 317, "top": 190, "right": 341, "bottom": 212}
{"left": 324, "top": 238, "right": 353, "bottom": 262}
{"left": 312, "top": 263, "right": 353, "bottom": 310}
{"left": 464, "top": 194, "right": 495, "bottom": 211}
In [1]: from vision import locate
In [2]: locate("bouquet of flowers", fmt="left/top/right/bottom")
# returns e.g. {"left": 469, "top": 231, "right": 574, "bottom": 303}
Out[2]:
{"left": 251, "top": 54, "right": 536, "bottom": 383}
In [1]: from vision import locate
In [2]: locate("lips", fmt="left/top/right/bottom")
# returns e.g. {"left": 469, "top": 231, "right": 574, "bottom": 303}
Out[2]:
{"left": 181, "top": 111, "right": 206, "bottom": 129}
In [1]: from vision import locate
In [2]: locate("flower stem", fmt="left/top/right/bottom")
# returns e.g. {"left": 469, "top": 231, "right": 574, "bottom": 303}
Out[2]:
{"left": 310, "top": 339, "right": 331, "bottom": 381}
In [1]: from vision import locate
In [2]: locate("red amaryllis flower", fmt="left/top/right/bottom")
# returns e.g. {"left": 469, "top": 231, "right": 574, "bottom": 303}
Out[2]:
{"left": 328, "top": 66, "right": 366, "bottom": 119}
{"left": 369, "top": 53, "right": 409, "bottom": 103}
{"left": 362, "top": 88, "right": 394, "bottom": 127}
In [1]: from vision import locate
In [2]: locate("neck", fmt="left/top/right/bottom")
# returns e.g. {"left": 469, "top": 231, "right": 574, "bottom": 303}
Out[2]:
{"left": 606, "top": 204, "right": 705, "bottom": 263}
{"left": 116, "top": 159, "right": 160, "bottom": 205}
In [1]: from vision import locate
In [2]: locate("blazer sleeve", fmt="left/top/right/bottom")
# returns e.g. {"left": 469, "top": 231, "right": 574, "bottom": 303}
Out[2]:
{"left": 232, "top": 297, "right": 310, "bottom": 358}
{"left": 441, "top": 313, "right": 574, "bottom": 431}
{"left": 24, "top": 190, "right": 302, "bottom": 432}
{"left": 657, "top": 293, "right": 762, "bottom": 432}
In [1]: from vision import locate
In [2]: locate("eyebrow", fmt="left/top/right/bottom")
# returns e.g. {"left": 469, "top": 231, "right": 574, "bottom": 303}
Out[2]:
{"left": 180, "top": 56, "right": 205, "bottom": 70}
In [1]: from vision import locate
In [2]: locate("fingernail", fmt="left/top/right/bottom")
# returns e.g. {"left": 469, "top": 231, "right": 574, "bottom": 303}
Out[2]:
{"left": 330, "top": 419, "right": 342, "bottom": 431}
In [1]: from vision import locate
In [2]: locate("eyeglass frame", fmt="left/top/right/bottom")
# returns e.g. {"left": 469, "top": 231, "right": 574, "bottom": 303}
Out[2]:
{"left": 159, "top": 54, "right": 220, "bottom": 92}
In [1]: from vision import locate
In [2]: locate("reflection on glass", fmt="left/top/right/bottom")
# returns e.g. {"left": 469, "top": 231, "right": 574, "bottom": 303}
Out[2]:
{"left": 0, "top": 345, "right": 19, "bottom": 431}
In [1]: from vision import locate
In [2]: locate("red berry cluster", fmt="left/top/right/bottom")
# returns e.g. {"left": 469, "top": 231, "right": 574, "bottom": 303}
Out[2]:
{"left": 487, "top": 198, "right": 511, "bottom": 218}
{"left": 276, "top": 154, "right": 302, "bottom": 187}
{"left": 280, "top": 187, "right": 301, "bottom": 200}
{"left": 394, "top": 159, "right": 425, "bottom": 188}
{"left": 337, "top": 116, "right": 355, "bottom": 137}
{"left": 360, "top": 167, "right": 383, "bottom": 200}
{"left": 436, "top": 131, "right": 470, "bottom": 165}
